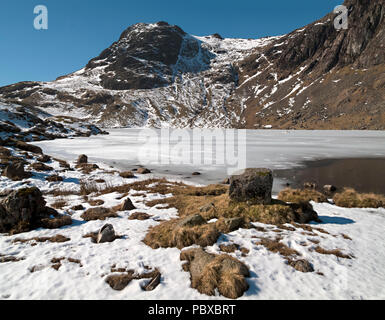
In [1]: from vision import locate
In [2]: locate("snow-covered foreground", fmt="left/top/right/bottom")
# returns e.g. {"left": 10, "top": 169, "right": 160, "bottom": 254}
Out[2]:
{"left": 34, "top": 129, "right": 385, "bottom": 189}
{"left": 0, "top": 149, "right": 385, "bottom": 300}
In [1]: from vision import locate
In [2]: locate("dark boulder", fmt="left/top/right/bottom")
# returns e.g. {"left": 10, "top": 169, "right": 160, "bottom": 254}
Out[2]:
{"left": 97, "top": 224, "right": 116, "bottom": 243}
{"left": 229, "top": 168, "right": 273, "bottom": 204}
{"left": 2, "top": 162, "right": 31, "bottom": 181}
{"left": 0, "top": 187, "right": 51, "bottom": 234}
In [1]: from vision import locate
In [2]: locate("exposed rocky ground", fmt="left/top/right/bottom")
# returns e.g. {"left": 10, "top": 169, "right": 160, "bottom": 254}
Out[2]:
{"left": 0, "top": 0, "right": 384, "bottom": 129}
{"left": 0, "top": 103, "right": 107, "bottom": 145}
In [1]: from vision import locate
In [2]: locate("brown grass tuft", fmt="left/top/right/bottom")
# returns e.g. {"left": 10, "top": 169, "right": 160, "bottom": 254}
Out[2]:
{"left": 180, "top": 248, "right": 249, "bottom": 299}
{"left": 81, "top": 207, "right": 118, "bottom": 221}
{"left": 88, "top": 199, "right": 105, "bottom": 206}
{"left": 333, "top": 188, "right": 385, "bottom": 208}
{"left": 219, "top": 243, "right": 239, "bottom": 253}
{"left": 278, "top": 188, "right": 328, "bottom": 203}
{"left": 128, "top": 212, "right": 152, "bottom": 220}
{"left": 39, "top": 215, "right": 72, "bottom": 229}
{"left": 51, "top": 200, "right": 68, "bottom": 209}
{"left": 143, "top": 218, "right": 220, "bottom": 249}
{"left": 13, "top": 234, "right": 70, "bottom": 244}
{"left": 255, "top": 237, "right": 299, "bottom": 258}
{"left": 105, "top": 267, "right": 161, "bottom": 291}
{"left": 313, "top": 246, "right": 353, "bottom": 259}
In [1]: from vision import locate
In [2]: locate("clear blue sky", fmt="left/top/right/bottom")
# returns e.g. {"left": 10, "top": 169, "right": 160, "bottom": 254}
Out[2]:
{"left": 0, "top": 0, "right": 342, "bottom": 87}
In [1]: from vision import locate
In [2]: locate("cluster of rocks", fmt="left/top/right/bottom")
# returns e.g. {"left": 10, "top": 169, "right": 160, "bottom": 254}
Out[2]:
{"left": 0, "top": 187, "right": 71, "bottom": 234}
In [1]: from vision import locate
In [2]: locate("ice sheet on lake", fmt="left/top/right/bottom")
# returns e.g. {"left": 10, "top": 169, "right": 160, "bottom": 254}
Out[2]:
{"left": 34, "top": 129, "right": 385, "bottom": 190}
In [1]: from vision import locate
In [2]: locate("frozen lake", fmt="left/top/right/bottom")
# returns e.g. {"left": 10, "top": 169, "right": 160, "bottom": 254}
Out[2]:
{"left": 35, "top": 129, "right": 385, "bottom": 192}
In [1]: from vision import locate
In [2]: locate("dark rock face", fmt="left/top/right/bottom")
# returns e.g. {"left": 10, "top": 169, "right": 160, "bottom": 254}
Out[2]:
{"left": 0, "top": 187, "right": 54, "bottom": 233}
{"left": 86, "top": 22, "right": 186, "bottom": 90}
{"left": 240, "top": 0, "right": 385, "bottom": 130}
{"left": 289, "top": 202, "right": 321, "bottom": 224}
{"left": 229, "top": 168, "right": 273, "bottom": 204}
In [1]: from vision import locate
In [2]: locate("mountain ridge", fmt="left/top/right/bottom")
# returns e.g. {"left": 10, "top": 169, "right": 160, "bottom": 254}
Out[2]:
{"left": 1, "top": 0, "right": 384, "bottom": 129}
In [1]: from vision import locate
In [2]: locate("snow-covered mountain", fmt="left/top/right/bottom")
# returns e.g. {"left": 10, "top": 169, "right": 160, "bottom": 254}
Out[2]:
{"left": 0, "top": 0, "right": 384, "bottom": 129}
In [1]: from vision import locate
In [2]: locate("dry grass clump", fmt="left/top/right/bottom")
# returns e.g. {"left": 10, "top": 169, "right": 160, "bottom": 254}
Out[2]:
{"left": 0, "top": 254, "right": 25, "bottom": 263}
{"left": 39, "top": 215, "right": 72, "bottom": 229}
{"left": 105, "top": 267, "right": 161, "bottom": 291}
{"left": 145, "top": 183, "right": 319, "bottom": 225}
{"left": 128, "top": 212, "right": 152, "bottom": 220}
{"left": 51, "top": 200, "right": 68, "bottom": 209}
{"left": 76, "top": 163, "right": 99, "bottom": 174}
{"left": 143, "top": 217, "right": 220, "bottom": 249}
{"left": 50, "top": 257, "right": 83, "bottom": 270}
{"left": 52, "top": 158, "right": 71, "bottom": 169}
{"left": 219, "top": 243, "right": 239, "bottom": 253}
{"left": 81, "top": 207, "right": 118, "bottom": 221}
{"left": 278, "top": 188, "right": 328, "bottom": 203}
{"left": 333, "top": 188, "right": 385, "bottom": 208}
{"left": 255, "top": 237, "right": 299, "bottom": 258}
{"left": 254, "top": 237, "right": 315, "bottom": 272}
{"left": 292, "top": 223, "right": 329, "bottom": 235}
{"left": 119, "top": 171, "right": 135, "bottom": 179}
{"left": 13, "top": 234, "right": 70, "bottom": 244}
{"left": 99, "top": 179, "right": 227, "bottom": 198}
{"left": 80, "top": 180, "right": 99, "bottom": 195}
{"left": 30, "top": 162, "right": 53, "bottom": 172}
{"left": 313, "top": 246, "right": 353, "bottom": 259}
{"left": 88, "top": 199, "right": 105, "bottom": 206}
{"left": 180, "top": 248, "right": 249, "bottom": 299}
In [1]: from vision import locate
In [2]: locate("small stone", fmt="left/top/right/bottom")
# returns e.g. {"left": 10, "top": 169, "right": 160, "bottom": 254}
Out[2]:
{"left": 120, "top": 198, "right": 136, "bottom": 211}
{"left": 323, "top": 185, "right": 337, "bottom": 193}
{"left": 119, "top": 171, "right": 135, "bottom": 178}
{"left": 137, "top": 167, "right": 151, "bottom": 174}
{"left": 37, "top": 155, "right": 51, "bottom": 163}
{"left": 77, "top": 154, "right": 88, "bottom": 164}
{"left": 142, "top": 272, "right": 161, "bottom": 291}
{"left": 97, "top": 224, "right": 116, "bottom": 243}
{"left": 71, "top": 204, "right": 85, "bottom": 211}
{"left": 304, "top": 182, "right": 317, "bottom": 189}
{"left": 221, "top": 178, "right": 230, "bottom": 185}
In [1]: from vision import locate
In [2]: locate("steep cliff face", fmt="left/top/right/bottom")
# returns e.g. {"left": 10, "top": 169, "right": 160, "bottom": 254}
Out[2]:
{"left": 0, "top": 0, "right": 384, "bottom": 129}
{"left": 233, "top": 0, "right": 385, "bottom": 129}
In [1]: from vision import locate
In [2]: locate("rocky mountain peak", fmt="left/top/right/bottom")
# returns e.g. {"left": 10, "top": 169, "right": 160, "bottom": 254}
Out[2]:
{"left": 85, "top": 21, "right": 191, "bottom": 90}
